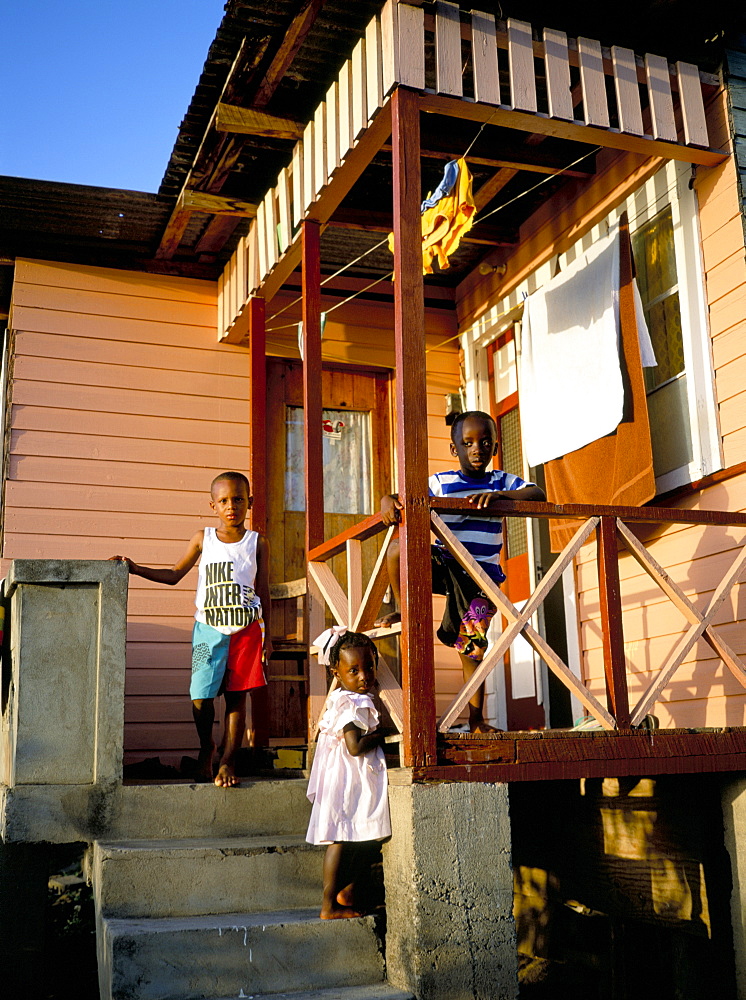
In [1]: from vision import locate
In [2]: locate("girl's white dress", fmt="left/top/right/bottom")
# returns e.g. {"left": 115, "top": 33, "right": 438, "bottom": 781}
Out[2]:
{"left": 306, "top": 687, "right": 391, "bottom": 845}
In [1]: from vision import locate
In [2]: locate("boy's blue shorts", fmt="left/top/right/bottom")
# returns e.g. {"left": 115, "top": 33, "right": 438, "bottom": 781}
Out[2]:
{"left": 190, "top": 619, "right": 266, "bottom": 700}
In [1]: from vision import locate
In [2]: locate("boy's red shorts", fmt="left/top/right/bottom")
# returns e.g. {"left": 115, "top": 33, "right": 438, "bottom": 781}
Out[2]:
{"left": 190, "top": 619, "right": 266, "bottom": 699}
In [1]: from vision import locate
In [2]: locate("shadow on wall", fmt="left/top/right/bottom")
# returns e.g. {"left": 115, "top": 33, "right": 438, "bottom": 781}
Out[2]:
{"left": 510, "top": 776, "right": 736, "bottom": 999}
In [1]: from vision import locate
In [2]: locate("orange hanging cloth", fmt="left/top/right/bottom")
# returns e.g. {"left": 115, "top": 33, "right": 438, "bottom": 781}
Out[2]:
{"left": 388, "top": 157, "right": 476, "bottom": 274}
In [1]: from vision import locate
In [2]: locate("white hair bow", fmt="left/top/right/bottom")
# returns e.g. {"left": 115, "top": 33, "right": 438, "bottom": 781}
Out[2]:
{"left": 313, "top": 625, "right": 348, "bottom": 665}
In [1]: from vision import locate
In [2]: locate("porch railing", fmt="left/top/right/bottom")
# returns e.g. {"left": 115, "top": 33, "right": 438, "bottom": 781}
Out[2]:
{"left": 305, "top": 499, "right": 746, "bottom": 748}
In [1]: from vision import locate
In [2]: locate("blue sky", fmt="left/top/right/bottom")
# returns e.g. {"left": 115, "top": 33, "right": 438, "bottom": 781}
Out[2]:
{"left": 0, "top": 1, "right": 226, "bottom": 193}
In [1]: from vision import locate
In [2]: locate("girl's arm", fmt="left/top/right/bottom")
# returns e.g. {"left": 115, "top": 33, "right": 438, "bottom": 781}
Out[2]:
{"left": 254, "top": 533, "right": 273, "bottom": 660}
{"left": 343, "top": 722, "right": 383, "bottom": 757}
{"left": 110, "top": 530, "right": 204, "bottom": 585}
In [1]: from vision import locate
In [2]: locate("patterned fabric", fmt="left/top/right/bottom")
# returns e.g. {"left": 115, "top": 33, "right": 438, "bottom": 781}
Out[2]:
{"left": 429, "top": 468, "right": 534, "bottom": 584}
{"left": 189, "top": 619, "right": 266, "bottom": 699}
{"left": 455, "top": 594, "right": 497, "bottom": 662}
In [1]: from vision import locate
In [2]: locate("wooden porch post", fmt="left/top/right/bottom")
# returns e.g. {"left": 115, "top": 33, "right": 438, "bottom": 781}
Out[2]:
{"left": 248, "top": 295, "right": 267, "bottom": 533}
{"left": 247, "top": 294, "right": 269, "bottom": 747}
{"left": 301, "top": 219, "right": 325, "bottom": 554}
{"left": 597, "top": 515, "right": 631, "bottom": 728}
{"left": 301, "top": 219, "right": 327, "bottom": 742}
{"left": 391, "top": 86, "right": 437, "bottom": 768}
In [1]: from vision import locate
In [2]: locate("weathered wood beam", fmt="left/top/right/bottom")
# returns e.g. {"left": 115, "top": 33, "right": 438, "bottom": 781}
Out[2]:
{"left": 254, "top": 0, "right": 326, "bottom": 108}
{"left": 418, "top": 729, "right": 746, "bottom": 783}
{"left": 179, "top": 190, "right": 258, "bottom": 217}
{"left": 380, "top": 143, "right": 594, "bottom": 176}
{"left": 473, "top": 133, "right": 547, "bottom": 213}
{"left": 215, "top": 103, "right": 305, "bottom": 140}
{"left": 419, "top": 92, "right": 727, "bottom": 166}
{"left": 195, "top": 215, "right": 242, "bottom": 258}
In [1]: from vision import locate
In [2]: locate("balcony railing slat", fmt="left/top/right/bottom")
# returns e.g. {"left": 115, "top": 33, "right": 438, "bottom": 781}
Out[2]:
{"left": 435, "top": 0, "right": 463, "bottom": 97}
{"left": 472, "top": 10, "right": 501, "bottom": 106}
{"left": 277, "top": 167, "right": 292, "bottom": 254}
{"left": 398, "top": 1, "right": 425, "bottom": 90}
{"left": 337, "top": 60, "right": 354, "bottom": 165}
{"left": 351, "top": 37, "right": 368, "bottom": 141}
{"left": 645, "top": 51, "right": 678, "bottom": 141}
{"left": 543, "top": 27, "right": 573, "bottom": 120}
{"left": 365, "top": 15, "right": 384, "bottom": 120}
{"left": 291, "top": 143, "right": 304, "bottom": 229}
{"left": 612, "top": 45, "right": 644, "bottom": 136}
{"left": 677, "top": 59, "right": 709, "bottom": 146}
{"left": 507, "top": 18, "right": 537, "bottom": 111}
{"left": 578, "top": 36, "right": 610, "bottom": 127}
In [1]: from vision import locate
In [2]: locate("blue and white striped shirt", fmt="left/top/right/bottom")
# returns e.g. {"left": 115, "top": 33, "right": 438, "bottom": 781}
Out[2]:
{"left": 429, "top": 469, "right": 533, "bottom": 584}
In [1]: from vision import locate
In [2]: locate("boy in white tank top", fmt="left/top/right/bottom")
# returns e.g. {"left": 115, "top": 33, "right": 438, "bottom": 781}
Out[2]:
{"left": 111, "top": 472, "right": 271, "bottom": 786}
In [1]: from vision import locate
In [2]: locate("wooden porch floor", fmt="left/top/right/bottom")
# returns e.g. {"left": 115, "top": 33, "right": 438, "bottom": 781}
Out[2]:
{"left": 403, "top": 727, "right": 746, "bottom": 783}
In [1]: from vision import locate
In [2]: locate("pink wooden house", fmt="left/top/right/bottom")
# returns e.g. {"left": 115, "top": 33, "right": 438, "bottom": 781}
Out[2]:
{"left": 3, "top": 0, "right": 746, "bottom": 991}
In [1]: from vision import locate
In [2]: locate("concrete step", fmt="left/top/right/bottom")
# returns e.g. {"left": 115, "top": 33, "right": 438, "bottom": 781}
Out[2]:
{"left": 90, "top": 836, "right": 323, "bottom": 918}
{"left": 108, "top": 779, "right": 312, "bottom": 839}
{"left": 206, "top": 987, "right": 414, "bottom": 1000}
{"left": 99, "top": 908, "right": 385, "bottom": 1000}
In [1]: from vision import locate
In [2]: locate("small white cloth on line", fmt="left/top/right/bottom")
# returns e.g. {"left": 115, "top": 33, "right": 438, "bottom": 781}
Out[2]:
{"left": 519, "top": 225, "right": 655, "bottom": 468}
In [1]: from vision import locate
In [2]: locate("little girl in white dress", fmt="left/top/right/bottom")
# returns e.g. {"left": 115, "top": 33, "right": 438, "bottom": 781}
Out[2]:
{"left": 306, "top": 629, "right": 391, "bottom": 919}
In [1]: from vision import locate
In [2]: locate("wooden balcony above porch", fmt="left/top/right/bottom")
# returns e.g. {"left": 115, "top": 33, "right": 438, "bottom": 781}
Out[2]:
{"left": 216, "top": 0, "right": 728, "bottom": 341}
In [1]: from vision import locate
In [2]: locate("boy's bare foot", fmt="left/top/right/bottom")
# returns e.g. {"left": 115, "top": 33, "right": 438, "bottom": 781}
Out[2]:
{"left": 195, "top": 746, "right": 216, "bottom": 783}
{"left": 470, "top": 719, "right": 501, "bottom": 734}
{"left": 374, "top": 611, "right": 401, "bottom": 628}
{"left": 320, "top": 905, "right": 365, "bottom": 919}
{"left": 214, "top": 763, "right": 240, "bottom": 787}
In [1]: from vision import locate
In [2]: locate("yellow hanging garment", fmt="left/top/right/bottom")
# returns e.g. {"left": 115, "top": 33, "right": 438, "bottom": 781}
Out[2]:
{"left": 388, "top": 157, "right": 476, "bottom": 275}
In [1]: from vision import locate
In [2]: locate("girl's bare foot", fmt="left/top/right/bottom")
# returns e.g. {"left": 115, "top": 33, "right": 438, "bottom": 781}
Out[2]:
{"left": 196, "top": 746, "right": 216, "bottom": 783}
{"left": 374, "top": 610, "right": 401, "bottom": 628}
{"left": 320, "top": 905, "right": 364, "bottom": 919}
{"left": 214, "top": 763, "right": 240, "bottom": 787}
{"left": 336, "top": 885, "right": 355, "bottom": 907}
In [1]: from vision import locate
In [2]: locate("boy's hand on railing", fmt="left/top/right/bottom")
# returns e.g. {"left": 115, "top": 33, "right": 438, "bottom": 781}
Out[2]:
{"left": 380, "top": 494, "right": 403, "bottom": 525}
{"left": 466, "top": 491, "right": 515, "bottom": 511}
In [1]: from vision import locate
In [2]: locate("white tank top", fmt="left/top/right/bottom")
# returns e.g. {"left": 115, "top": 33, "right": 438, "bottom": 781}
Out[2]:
{"left": 194, "top": 527, "right": 262, "bottom": 635}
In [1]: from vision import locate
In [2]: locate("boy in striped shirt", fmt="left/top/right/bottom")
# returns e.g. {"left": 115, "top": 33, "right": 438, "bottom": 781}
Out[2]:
{"left": 376, "top": 411, "right": 545, "bottom": 732}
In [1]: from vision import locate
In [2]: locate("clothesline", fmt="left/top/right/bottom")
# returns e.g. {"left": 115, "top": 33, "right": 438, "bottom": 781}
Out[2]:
{"left": 264, "top": 141, "right": 601, "bottom": 337}
{"left": 265, "top": 271, "right": 394, "bottom": 333}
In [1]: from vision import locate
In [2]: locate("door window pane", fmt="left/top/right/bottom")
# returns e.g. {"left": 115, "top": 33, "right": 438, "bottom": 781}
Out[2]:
{"left": 285, "top": 406, "right": 372, "bottom": 514}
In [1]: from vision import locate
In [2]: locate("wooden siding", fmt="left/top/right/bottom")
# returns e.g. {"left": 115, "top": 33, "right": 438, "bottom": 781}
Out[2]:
{"left": 457, "top": 82, "right": 746, "bottom": 729}
{"left": 5, "top": 260, "right": 462, "bottom": 765}
{"left": 5, "top": 259, "right": 245, "bottom": 767}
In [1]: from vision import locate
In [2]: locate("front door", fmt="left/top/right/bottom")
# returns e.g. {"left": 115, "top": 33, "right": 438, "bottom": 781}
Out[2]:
{"left": 265, "top": 359, "right": 392, "bottom": 739}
